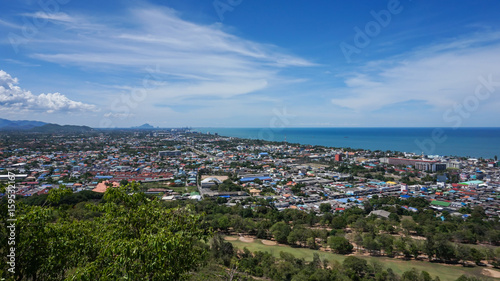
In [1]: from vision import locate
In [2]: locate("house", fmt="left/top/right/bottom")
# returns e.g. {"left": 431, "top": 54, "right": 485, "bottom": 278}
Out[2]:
{"left": 368, "top": 210, "right": 391, "bottom": 219}
{"left": 92, "top": 181, "right": 119, "bottom": 193}
{"left": 249, "top": 188, "right": 261, "bottom": 196}
{"left": 201, "top": 177, "right": 222, "bottom": 188}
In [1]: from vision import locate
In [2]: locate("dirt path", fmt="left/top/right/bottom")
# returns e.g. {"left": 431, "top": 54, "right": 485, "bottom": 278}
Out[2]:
{"left": 261, "top": 239, "right": 277, "bottom": 246}
{"left": 239, "top": 237, "right": 254, "bottom": 243}
{"left": 224, "top": 236, "right": 238, "bottom": 241}
{"left": 482, "top": 268, "right": 500, "bottom": 279}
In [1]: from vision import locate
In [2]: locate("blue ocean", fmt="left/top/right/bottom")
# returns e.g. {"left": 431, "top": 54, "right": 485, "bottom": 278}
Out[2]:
{"left": 195, "top": 127, "right": 500, "bottom": 159}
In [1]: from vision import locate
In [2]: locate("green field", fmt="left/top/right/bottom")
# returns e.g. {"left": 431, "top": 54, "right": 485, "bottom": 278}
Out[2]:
{"left": 141, "top": 182, "right": 199, "bottom": 194}
{"left": 227, "top": 237, "right": 500, "bottom": 281}
{"left": 169, "top": 186, "right": 198, "bottom": 193}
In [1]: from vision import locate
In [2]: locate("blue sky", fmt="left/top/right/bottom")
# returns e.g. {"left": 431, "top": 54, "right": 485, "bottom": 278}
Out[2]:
{"left": 1, "top": 0, "right": 500, "bottom": 128}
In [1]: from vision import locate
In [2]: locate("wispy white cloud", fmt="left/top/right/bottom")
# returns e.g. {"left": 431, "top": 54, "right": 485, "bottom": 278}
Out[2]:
{"left": 331, "top": 32, "right": 500, "bottom": 112}
{"left": 22, "top": 12, "right": 76, "bottom": 23}
{"left": 0, "top": 18, "right": 22, "bottom": 29}
{"left": 22, "top": 5, "right": 314, "bottom": 105}
{"left": 0, "top": 70, "right": 97, "bottom": 113}
{"left": 3, "top": 58, "right": 40, "bottom": 67}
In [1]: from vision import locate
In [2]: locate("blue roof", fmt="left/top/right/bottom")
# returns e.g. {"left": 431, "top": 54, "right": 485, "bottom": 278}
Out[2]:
{"left": 400, "top": 194, "right": 411, "bottom": 199}
{"left": 240, "top": 176, "right": 272, "bottom": 182}
{"left": 335, "top": 197, "right": 358, "bottom": 204}
{"left": 95, "top": 176, "right": 113, "bottom": 179}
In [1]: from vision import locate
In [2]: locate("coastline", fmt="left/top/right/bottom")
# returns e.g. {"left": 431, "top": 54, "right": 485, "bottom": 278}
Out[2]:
{"left": 194, "top": 127, "right": 500, "bottom": 159}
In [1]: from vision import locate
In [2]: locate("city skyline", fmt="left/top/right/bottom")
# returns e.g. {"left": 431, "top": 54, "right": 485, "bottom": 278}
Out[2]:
{"left": 1, "top": 0, "right": 500, "bottom": 128}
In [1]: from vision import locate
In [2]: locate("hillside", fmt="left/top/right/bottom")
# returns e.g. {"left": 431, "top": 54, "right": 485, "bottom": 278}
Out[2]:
{"left": 0, "top": 118, "right": 47, "bottom": 130}
{"left": 30, "top": 123, "right": 93, "bottom": 133}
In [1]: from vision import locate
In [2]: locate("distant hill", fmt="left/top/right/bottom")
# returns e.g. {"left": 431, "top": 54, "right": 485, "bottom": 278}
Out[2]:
{"left": 0, "top": 118, "right": 47, "bottom": 130}
{"left": 30, "top": 124, "right": 93, "bottom": 133}
{"left": 0, "top": 118, "right": 93, "bottom": 132}
{"left": 133, "top": 123, "right": 156, "bottom": 129}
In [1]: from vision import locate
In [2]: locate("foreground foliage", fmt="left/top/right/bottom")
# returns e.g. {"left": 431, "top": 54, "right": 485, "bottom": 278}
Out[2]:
{"left": 0, "top": 183, "right": 210, "bottom": 280}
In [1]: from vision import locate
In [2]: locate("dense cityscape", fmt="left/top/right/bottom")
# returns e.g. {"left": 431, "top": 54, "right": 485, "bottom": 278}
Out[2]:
{"left": 2, "top": 0, "right": 500, "bottom": 280}
{"left": 1, "top": 129, "right": 499, "bottom": 280}
{"left": 3, "top": 129, "right": 499, "bottom": 217}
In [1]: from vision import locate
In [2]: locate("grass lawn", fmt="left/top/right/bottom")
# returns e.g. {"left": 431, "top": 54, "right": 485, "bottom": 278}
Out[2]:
{"left": 228, "top": 237, "right": 499, "bottom": 281}
{"left": 140, "top": 182, "right": 198, "bottom": 194}
{"left": 170, "top": 186, "right": 198, "bottom": 193}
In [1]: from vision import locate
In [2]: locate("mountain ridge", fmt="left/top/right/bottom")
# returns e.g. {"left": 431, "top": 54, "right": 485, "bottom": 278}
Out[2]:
{"left": 0, "top": 118, "right": 92, "bottom": 132}
{"left": 0, "top": 118, "right": 48, "bottom": 130}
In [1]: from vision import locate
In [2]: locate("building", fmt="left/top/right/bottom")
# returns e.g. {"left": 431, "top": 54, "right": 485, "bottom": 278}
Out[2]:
{"left": 200, "top": 177, "right": 222, "bottom": 188}
{"left": 387, "top": 158, "right": 446, "bottom": 172}
{"left": 368, "top": 210, "right": 391, "bottom": 219}
{"left": 447, "top": 160, "right": 463, "bottom": 169}
{"left": 249, "top": 188, "right": 262, "bottom": 196}
{"left": 335, "top": 154, "right": 343, "bottom": 161}
{"left": 158, "top": 150, "right": 182, "bottom": 157}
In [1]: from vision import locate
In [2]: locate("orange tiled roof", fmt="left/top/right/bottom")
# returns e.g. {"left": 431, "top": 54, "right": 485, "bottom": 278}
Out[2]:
{"left": 92, "top": 181, "right": 120, "bottom": 193}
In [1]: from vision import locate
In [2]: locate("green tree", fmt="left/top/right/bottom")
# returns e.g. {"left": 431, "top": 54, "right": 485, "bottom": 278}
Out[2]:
{"left": 45, "top": 185, "right": 73, "bottom": 205}
{"left": 1, "top": 182, "right": 211, "bottom": 281}
{"left": 327, "top": 236, "right": 353, "bottom": 254}
{"left": 343, "top": 256, "right": 369, "bottom": 279}
{"left": 455, "top": 244, "right": 471, "bottom": 265}
{"left": 210, "top": 233, "right": 234, "bottom": 266}
{"left": 363, "top": 235, "right": 381, "bottom": 256}
{"left": 401, "top": 218, "right": 417, "bottom": 234}
{"left": 270, "top": 222, "right": 291, "bottom": 244}
{"left": 469, "top": 248, "right": 484, "bottom": 265}
{"left": 377, "top": 234, "right": 394, "bottom": 256}
{"left": 319, "top": 203, "right": 332, "bottom": 213}
{"left": 401, "top": 268, "right": 420, "bottom": 281}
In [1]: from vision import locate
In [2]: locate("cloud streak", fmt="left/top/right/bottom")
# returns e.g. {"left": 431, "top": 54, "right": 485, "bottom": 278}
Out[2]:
{"left": 24, "top": 6, "right": 314, "bottom": 103}
{"left": 331, "top": 32, "right": 500, "bottom": 113}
